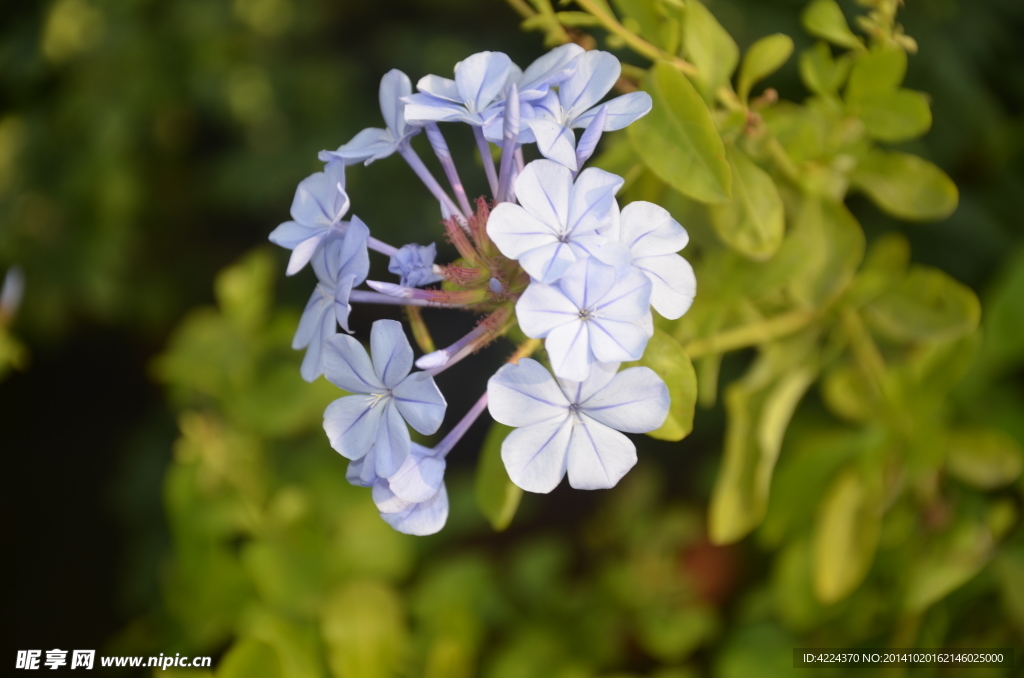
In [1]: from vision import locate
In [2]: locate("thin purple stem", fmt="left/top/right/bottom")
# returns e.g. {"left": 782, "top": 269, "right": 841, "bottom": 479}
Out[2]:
{"left": 418, "top": 321, "right": 493, "bottom": 372}
{"left": 398, "top": 144, "right": 465, "bottom": 221}
{"left": 368, "top": 237, "right": 398, "bottom": 257}
{"left": 515, "top": 147, "right": 525, "bottom": 174}
{"left": 497, "top": 84, "right": 520, "bottom": 203}
{"left": 425, "top": 123, "right": 473, "bottom": 217}
{"left": 473, "top": 126, "right": 499, "bottom": 199}
{"left": 349, "top": 290, "right": 450, "bottom": 308}
{"left": 434, "top": 391, "right": 490, "bottom": 458}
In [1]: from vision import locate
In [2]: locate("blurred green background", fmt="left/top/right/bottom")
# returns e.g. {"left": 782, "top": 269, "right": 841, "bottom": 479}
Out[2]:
{"left": 1, "top": 0, "right": 1023, "bottom": 676}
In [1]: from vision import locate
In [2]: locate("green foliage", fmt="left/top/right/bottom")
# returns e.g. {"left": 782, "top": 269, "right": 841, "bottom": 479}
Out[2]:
{"left": 474, "top": 422, "right": 523, "bottom": 531}
{"left": 627, "top": 328, "right": 697, "bottom": 442}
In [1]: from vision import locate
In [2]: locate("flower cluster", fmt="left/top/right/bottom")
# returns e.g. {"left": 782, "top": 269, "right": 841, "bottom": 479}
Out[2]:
{"left": 269, "top": 45, "right": 695, "bottom": 535}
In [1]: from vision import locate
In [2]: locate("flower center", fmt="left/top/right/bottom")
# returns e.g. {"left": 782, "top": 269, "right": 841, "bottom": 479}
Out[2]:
{"left": 578, "top": 308, "right": 594, "bottom": 321}
{"left": 366, "top": 391, "right": 391, "bottom": 409}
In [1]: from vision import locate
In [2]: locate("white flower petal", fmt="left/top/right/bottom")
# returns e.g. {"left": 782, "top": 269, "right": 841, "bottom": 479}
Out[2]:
{"left": 579, "top": 366, "right": 670, "bottom": 433}
{"left": 560, "top": 51, "right": 620, "bottom": 122}
{"left": 293, "top": 286, "right": 331, "bottom": 350}
{"left": 387, "top": 444, "right": 445, "bottom": 503}
{"left": 516, "top": 282, "right": 579, "bottom": 338}
{"left": 591, "top": 266, "right": 651, "bottom": 320}
{"left": 269, "top": 220, "right": 320, "bottom": 249}
{"left": 501, "top": 416, "right": 572, "bottom": 493}
{"left": 403, "top": 95, "right": 473, "bottom": 124}
{"left": 333, "top": 275, "right": 355, "bottom": 334}
{"left": 323, "top": 334, "right": 385, "bottom": 393}
{"left": 513, "top": 158, "right": 572, "bottom": 231}
{"left": 299, "top": 297, "right": 337, "bottom": 383}
{"left": 546, "top": 321, "right": 594, "bottom": 381}
{"left": 557, "top": 256, "right": 617, "bottom": 311}
{"left": 517, "top": 240, "right": 579, "bottom": 283}
{"left": 565, "top": 417, "right": 637, "bottom": 490}
{"left": 571, "top": 91, "right": 652, "bottom": 131}
{"left": 372, "top": 399, "right": 412, "bottom": 477}
{"left": 286, "top": 234, "right": 324, "bottom": 276}
{"left": 380, "top": 69, "right": 413, "bottom": 137}
{"left": 455, "top": 51, "right": 513, "bottom": 112}
{"left": 290, "top": 163, "right": 349, "bottom": 227}
{"left": 525, "top": 119, "right": 578, "bottom": 170}
{"left": 588, "top": 317, "right": 650, "bottom": 363}
{"left": 370, "top": 319, "right": 414, "bottom": 390}
{"left": 323, "top": 395, "right": 385, "bottom": 460}
{"left": 619, "top": 201, "right": 689, "bottom": 256}
{"left": 345, "top": 457, "right": 377, "bottom": 488}
{"left": 487, "top": 203, "right": 559, "bottom": 260}
{"left": 488, "top": 359, "right": 570, "bottom": 427}
{"left": 324, "top": 128, "right": 393, "bottom": 165}
{"left": 636, "top": 253, "right": 696, "bottom": 320}
{"left": 416, "top": 74, "right": 461, "bottom": 102}
{"left": 377, "top": 482, "right": 449, "bottom": 536}
{"left": 392, "top": 372, "right": 446, "bottom": 435}
{"left": 567, "top": 167, "right": 622, "bottom": 235}
{"left": 518, "top": 43, "right": 585, "bottom": 98}
{"left": 556, "top": 360, "right": 620, "bottom": 405}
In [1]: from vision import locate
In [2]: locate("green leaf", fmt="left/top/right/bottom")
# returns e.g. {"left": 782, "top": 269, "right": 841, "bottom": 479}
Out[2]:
{"left": 709, "top": 145, "right": 785, "bottom": 260}
{"left": 709, "top": 340, "right": 817, "bottom": 544}
{"left": 851, "top": 89, "right": 931, "bottom": 142}
{"left": 904, "top": 520, "right": 993, "bottom": 612}
{"left": 611, "top": 0, "right": 662, "bottom": 46}
{"left": 798, "top": 42, "right": 851, "bottom": 95}
{"left": 321, "top": 581, "right": 409, "bottom": 678}
{"left": 784, "top": 198, "right": 865, "bottom": 308}
{"left": 812, "top": 466, "right": 881, "bottom": 603}
{"left": 845, "top": 46, "right": 907, "bottom": 103}
{"left": 737, "top": 33, "right": 794, "bottom": 102}
{"left": 682, "top": 0, "right": 739, "bottom": 100}
{"left": 553, "top": 11, "right": 601, "bottom": 27}
{"left": 800, "top": 0, "right": 863, "bottom": 51}
{"left": 864, "top": 265, "right": 981, "bottom": 343}
{"left": 946, "top": 427, "right": 1024, "bottom": 489}
{"left": 216, "top": 639, "right": 283, "bottom": 678}
{"left": 474, "top": 422, "right": 523, "bottom": 531}
{"left": 820, "top": 364, "right": 875, "bottom": 423}
{"left": 629, "top": 62, "right": 731, "bottom": 203}
{"left": 850, "top": 150, "right": 958, "bottom": 221}
{"left": 635, "top": 605, "right": 718, "bottom": 663}
{"left": 625, "top": 327, "right": 696, "bottom": 441}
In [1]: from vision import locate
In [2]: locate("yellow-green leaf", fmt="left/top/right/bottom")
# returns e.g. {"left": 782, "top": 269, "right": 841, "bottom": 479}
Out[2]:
{"left": 812, "top": 467, "right": 881, "bottom": 603}
{"left": 216, "top": 639, "right": 283, "bottom": 678}
{"left": 738, "top": 33, "right": 794, "bottom": 102}
{"left": 946, "top": 427, "right": 1024, "bottom": 490}
{"left": 474, "top": 422, "right": 523, "bottom": 531}
{"left": 845, "top": 46, "right": 907, "bottom": 102}
{"left": 798, "top": 42, "right": 851, "bottom": 95}
{"left": 904, "top": 521, "right": 992, "bottom": 612}
{"left": 785, "top": 198, "right": 864, "bottom": 308}
{"left": 709, "top": 343, "right": 817, "bottom": 544}
{"left": 625, "top": 327, "right": 696, "bottom": 441}
{"left": 863, "top": 265, "right": 981, "bottom": 343}
{"left": 709, "top": 145, "right": 785, "bottom": 260}
{"left": 850, "top": 150, "right": 958, "bottom": 222}
{"left": 321, "top": 581, "right": 408, "bottom": 678}
{"left": 629, "top": 62, "right": 731, "bottom": 203}
{"left": 801, "top": 0, "right": 863, "bottom": 51}
{"left": 852, "top": 89, "right": 931, "bottom": 142}
{"left": 682, "top": 0, "right": 739, "bottom": 100}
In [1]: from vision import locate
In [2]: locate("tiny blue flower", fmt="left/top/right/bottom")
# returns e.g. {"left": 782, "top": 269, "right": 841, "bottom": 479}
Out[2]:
{"left": 371, "top": 442, "right": 448, "bottom": 535}
{"left": 403, "top": 51, "right": 514, "bottom": 127}
{"left": 487, "top": 159, "right": 622, "bottom": 283}
{"left": 524, "top": 51, "right": 652, "bottom": 170}
{"left": 515, "top": 256, "right": 653, "bottom": 381}
{"left": 487, "top": 359, "right": 668, "bottom": 493}
{"left": 319, "top": 70, "right": 421, "bottom": 166}
{"left": 293, "top": 216, "right": 370, "bottom": 382}
{"left": 388, "top": 243, "right": 444, "bottom": 288}
{"left": 323, "top": 319, "right": 447, "bottom": 478}
{"left": 269, "top": 160, "right": 349, "bottom": 275}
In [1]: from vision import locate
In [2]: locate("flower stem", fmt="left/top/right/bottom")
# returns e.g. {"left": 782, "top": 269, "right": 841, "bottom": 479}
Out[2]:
{"left": 349, "top": 290, "right": 455, "bottom": 308}
{"left": 435, "top": 391, "right": 490, "bottom": 458}
{"left": 497, "top": 84, "right": 520, "bottom": 203}
{"left": 683, "top": 309, "right": 815, "bottom": 358}
{"left": 425, "top": 123, "right": 474, "bottom": 217}
{"left": 421, "top": 308, "right": 512, "bottom": 374}
{"left": 473, "top": 126, "right": 499, "bottom": 199}
{"left": 405, "top": 306, "right": 435, "bottom": 353}
{"left": 399, "top": 145, "right": 466, "bottom": 221}
{"left": 367, "top": 236, "right": 398, "bottom": 257}
{"left": 574, "top": 0, "right": 698, "bottom": 77}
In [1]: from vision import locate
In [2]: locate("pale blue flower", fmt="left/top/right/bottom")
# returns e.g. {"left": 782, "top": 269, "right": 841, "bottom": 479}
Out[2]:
{"left": 319, "top": 70, "right": 421, "bottom": 166}
{"left": 323, "top": 319, "right": 447, "bottom": 477}
{"left": 268, "top": 160, "right": 349, "bottom": 275}
{"left": 371, "top": 442, "right": 448, "bottom": 535}
{"left": 602, "top": 201, "right": 697, "bottom": 320}
{"left": 388, "top": 243, "right": 444, "bottom": 288}
{"left": 524, "top": 51, "right": 652, "bottom": 170}
{"left": 487, "top": 159, "right": 622, "bottom": 283}
{"left": 293, "top": 217, "right": 370, "bottom": 382}
{"left": 516, "top": 256, "right": 653, "bottom": 381}
{"left": 403, "top": 51, "right": 514, "bottom": 127}
{"left": 487, "top": 359, "right": 668, "bottom": 493}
